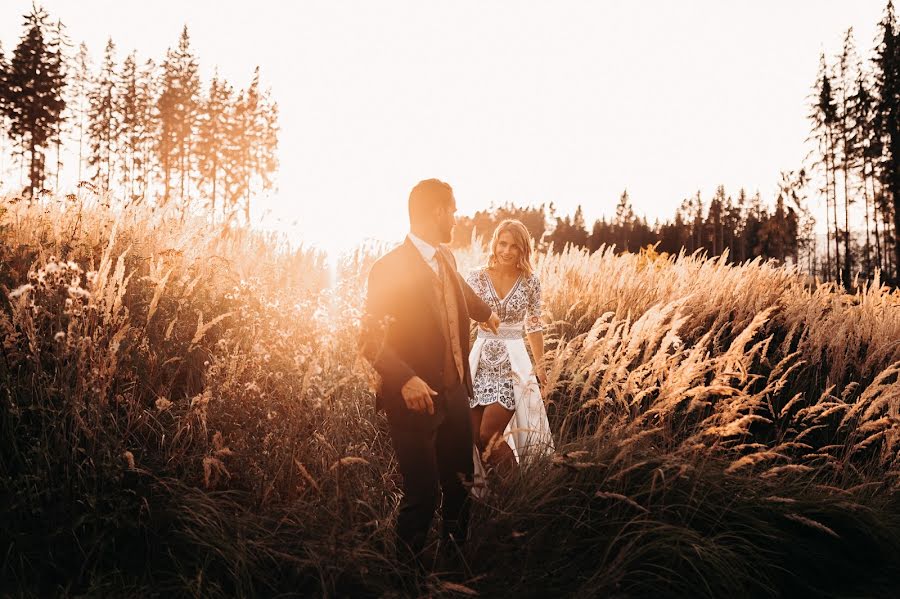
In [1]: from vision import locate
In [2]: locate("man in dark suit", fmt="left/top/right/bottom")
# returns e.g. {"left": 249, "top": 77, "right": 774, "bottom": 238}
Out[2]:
{"left": 360, "top": 178, "right": 500, "bottom": 565}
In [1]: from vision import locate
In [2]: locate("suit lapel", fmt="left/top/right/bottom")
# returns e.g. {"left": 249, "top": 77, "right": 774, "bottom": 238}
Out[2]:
{"left": 400, "top": 238, "right": 442, "bottom": 324}
{"left": 437, "top": 246, "right": 468, "bottom": 320}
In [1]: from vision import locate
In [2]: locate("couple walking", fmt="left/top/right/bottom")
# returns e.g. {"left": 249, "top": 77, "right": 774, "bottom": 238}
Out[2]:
{"left": 360, "top": 178, "right": 553, "bottom": 566}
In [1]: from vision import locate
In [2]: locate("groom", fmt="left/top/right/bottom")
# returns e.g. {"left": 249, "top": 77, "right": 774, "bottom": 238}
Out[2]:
{"left": 360, "top": 178, "right": 500, "bottom": 564}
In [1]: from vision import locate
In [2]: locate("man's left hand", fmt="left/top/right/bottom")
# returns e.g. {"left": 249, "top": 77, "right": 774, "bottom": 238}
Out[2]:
{"left": 483, "top": 312, "right": 500, "bottom": 334}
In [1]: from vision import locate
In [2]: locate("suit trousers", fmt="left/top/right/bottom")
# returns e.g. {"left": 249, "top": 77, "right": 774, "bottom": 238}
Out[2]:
{"left": 385, "top": 382, "right": 474, "bottom": 558}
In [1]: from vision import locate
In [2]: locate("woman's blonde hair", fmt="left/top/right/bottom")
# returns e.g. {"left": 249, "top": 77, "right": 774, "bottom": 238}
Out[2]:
{"left": 487, "top": 219, "right": 534, "bottom": 276}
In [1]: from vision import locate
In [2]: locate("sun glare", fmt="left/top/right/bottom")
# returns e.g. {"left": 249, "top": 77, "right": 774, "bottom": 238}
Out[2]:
{"left": 262, "top": 184, "right": 408, "bottom": 264}
{"left": 265, "top": 203, "right": 406, "bottom": 290}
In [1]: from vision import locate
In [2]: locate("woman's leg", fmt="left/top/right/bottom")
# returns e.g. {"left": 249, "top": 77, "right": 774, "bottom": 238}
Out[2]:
{"left": 470, "top": 404, "right": 485, "bottom": 452}
{"left": 478, "top": 402, "right": 516, "bottom": 475}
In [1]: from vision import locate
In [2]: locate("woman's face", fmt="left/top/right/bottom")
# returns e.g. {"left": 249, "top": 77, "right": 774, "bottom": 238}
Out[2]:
{"left": 494, "top": 230, "right": 521, "bottom": 268}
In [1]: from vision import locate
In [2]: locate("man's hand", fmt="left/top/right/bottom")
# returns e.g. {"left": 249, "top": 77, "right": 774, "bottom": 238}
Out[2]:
{"left": 480, "top": 312, "right": 500, "bottom": 334}
{"left": 400, "top": 376, "right": 438, "bottom": 414}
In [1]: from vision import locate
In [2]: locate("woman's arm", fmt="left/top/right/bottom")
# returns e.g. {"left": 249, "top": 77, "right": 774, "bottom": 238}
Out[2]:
{"left": 524, "top": 273, "right": 546, "bottom": 385}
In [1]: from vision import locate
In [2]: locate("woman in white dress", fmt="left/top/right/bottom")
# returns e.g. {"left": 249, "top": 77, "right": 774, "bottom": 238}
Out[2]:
{"left": 467, "top": 219, "right": 554, "bottom": 475}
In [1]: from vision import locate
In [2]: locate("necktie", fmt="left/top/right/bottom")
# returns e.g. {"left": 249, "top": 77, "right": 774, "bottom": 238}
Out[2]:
{"left": 436, "top": 249, "right": 465, "bottom": 386}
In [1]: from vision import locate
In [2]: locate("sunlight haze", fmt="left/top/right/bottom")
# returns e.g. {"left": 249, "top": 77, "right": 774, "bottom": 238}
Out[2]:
{"left": 0, "top": 1, "right": 887, "bottom": 255}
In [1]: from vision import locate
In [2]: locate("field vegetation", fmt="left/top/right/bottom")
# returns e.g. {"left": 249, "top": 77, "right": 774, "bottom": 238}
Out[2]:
{"left": 2, "top": 193, "right": 900, "bottom": 597}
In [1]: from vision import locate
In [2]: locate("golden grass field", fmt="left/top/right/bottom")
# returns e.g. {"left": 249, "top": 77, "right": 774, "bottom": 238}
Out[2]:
{"left": 2, "top": 192, "right": 900, "bottom": 597}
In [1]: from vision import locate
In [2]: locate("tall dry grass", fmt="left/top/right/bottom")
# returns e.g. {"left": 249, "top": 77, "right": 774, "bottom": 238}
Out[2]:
{"left": 534, "top": 245, "right": 900, "bottom": 488}
{"left": 1, "top": 192, "right": 899, "bottom": 597}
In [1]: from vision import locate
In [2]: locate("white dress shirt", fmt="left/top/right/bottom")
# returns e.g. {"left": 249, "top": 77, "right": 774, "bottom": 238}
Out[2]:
{"left": 407, "top": 232, "right": 440, "bottom": 274}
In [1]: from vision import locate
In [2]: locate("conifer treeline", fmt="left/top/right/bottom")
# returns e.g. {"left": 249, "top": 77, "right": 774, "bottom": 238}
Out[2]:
{"left": 0, "top": 5, "right": 278, "bottom": 222}
{"left": 2, "top": 3, "right": 898, "bottom": 282}
{"left": 455, "top": 179, "right": 808, "bottom": 270}
{"left": 809, "top": 1, "right": 899, "bottom": 283}
{"left": 461, "top": 1, "right": 900, "bottom": 285}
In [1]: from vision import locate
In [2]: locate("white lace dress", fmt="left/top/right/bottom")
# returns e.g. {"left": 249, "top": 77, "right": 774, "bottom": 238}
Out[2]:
{"left": 466, "top": 268, "right": 554, "bottom": 463}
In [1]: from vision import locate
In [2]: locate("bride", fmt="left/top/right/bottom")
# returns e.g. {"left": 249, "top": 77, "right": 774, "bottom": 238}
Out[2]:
{"left": 467, "top": 219, "right": 554, "bottom": 476}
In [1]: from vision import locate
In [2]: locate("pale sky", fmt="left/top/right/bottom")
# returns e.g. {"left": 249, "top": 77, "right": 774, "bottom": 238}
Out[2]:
{"left": 0, "top": 1, "right": 888, "bottom": 254}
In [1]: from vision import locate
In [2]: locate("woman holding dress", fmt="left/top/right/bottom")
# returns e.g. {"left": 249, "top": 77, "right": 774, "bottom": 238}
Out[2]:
{"left": 467, "top": 219, "right": 554, "bottom": 475}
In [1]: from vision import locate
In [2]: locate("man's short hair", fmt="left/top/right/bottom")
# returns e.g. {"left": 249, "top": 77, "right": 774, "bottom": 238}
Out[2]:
{"left": 408, "top": 179, "right": 453, "bottom": 224}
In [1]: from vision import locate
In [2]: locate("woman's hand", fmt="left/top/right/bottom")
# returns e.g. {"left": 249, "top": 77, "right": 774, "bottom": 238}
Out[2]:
{"left": 478, "top": 312, "right": 501, "bottom": 333}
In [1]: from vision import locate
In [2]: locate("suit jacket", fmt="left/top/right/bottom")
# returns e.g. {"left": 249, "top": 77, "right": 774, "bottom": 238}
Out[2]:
{"left": 360, "top": 237, "right": 492, "bottom": 412}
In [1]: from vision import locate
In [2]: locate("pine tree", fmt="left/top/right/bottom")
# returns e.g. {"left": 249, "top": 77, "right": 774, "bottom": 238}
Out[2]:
{"left": 875, "top": 1, "right": 900, "bottom": 279}
{"left": 197, "top": 71, "right": 233, "bottom": 217}
{"left": 68, "top": 42, "right": 92, "bottom": 184}
{"left": 588, "top": 217, "right": 610, "bottom": 252}
{"left": 570, "top": 204, "right": 589, "bottom": 248}
{"left": 758, "top": 196, "right": 792, "bottom": 262}
{"left": 733, "top": 189, "right": 750, "bottom": 262}
{"left": 811, "top": 53, "right": 841, "bottom": 280}
{"left": 134, "top": 58, "right": 157, "bottom": 202}
{"left": 231, "top": 68, "right": 262, "bottom": 222}
{"left": 87, "top": 38, "right": 118, "bottom": 192}
{"left": 835, "top": 29, "right": 859, "bottom": 283}
{"left": 47, "top": 18, "right": 70, "bottom": 189}
{"left": 221, "top": 67, "right": 279, "bottom": 224}
{"left": 691, "top": 191, "right": 704, "bottom": 252}
{"left": 744, "top": 191, "right": 766, "bottom": 258}
{"left": 254, "top": 82, "right": 279, "bottom": 215}
{"left": 222, "top": 86, "right": 249, "bottom": 220}
{"left": 850, "top": 63, "right": 879, "bottom": 274}
{"left": 117, "top": 51, "right": 156, "bottom": 202}
{"left": 708, "top": 185, "right": 726, "bottom": 256}
{"left": 156, "top": 26, "right": 200, "bottom": 211}
{"left": 722, "top": 193, "right": 740, "bottom": 262}
{"left": 157, "top": 47, "right": 177, "bottom": 205}
{"left": 2, "top": 5, "right": 67, "bottom": 196}
{"left": 613, "top": 189, "right": 635, "bottom": 252}
{"left": 778, "top": 169, "right": 814, "bottom": 271}
{"left": 0, "top": 42, "right": 9, "bottom": 187}
{"left": 118, "top": 50, "right": 140, "bottom": 199}
{"left": 546, "top": 215, "right": 572, "bottom": 251}
{"left": 175, "top": 27, "right": 200, "bottom": 209}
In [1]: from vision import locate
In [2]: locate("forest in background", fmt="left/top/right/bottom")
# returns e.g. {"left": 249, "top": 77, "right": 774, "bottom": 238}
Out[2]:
{"left": 0, "top": 1, "right": 899, "bottom": 279}
{"left": 0, "top": 5, "right": 278, "bottom": 224}
{"left": 458, "top": 2, "right": 900, "bottom": 286}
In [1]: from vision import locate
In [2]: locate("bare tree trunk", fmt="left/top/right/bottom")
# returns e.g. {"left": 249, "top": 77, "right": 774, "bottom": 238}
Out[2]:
{"left": 179, "top": 142, "right": 186, "bottom": 208}
{"left": 211, "top": 158, "right": 218, "bottom": 221}
{"left": 54, "top": 134, "right": 61, "bottom": 190}
{"left": 827, "top": 129, "right": 842, "bottom": 282}
{"left": 826, "top": 197, "right": 833, "bottom": 280}
{"left": 163, "top": 147, "right": 170, "bottom": 206}
{"left": 865, "top": 155, "right": 878, "bottom": 275}
{"left": 889, "top": 208, "right": 897, "bottom": 281}
{"left": 863, "top": 174, "right": 872, "bottom": 276}
{"left": 0, "top": 131, "right": 5, "bottom": 188}
{"left": 843, "top": 166, "right": 852, "bottom": 284}
{"left": 29, "top": 137, "right": 38, "bottom": 196}
{"left": 77, "top": 115, "right": 83, "bottom": 183}
{"left": 823, "top": 140, "right": 834, "bottom": 280}
{"left": 894, "top": 195, "right": 900, "bottom": 283}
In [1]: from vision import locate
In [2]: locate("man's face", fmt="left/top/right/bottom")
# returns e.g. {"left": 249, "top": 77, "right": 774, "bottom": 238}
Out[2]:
{"left": 436, "top": 196, "right": 457, "bottom": 244}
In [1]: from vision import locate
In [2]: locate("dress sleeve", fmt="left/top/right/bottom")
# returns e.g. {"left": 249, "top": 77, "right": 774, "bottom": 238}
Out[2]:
{"left": 465, "top": 269, "right": 479, "bottom": 290}
{"left": 524, "top": 273, "right": 544, "bottom": 333}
